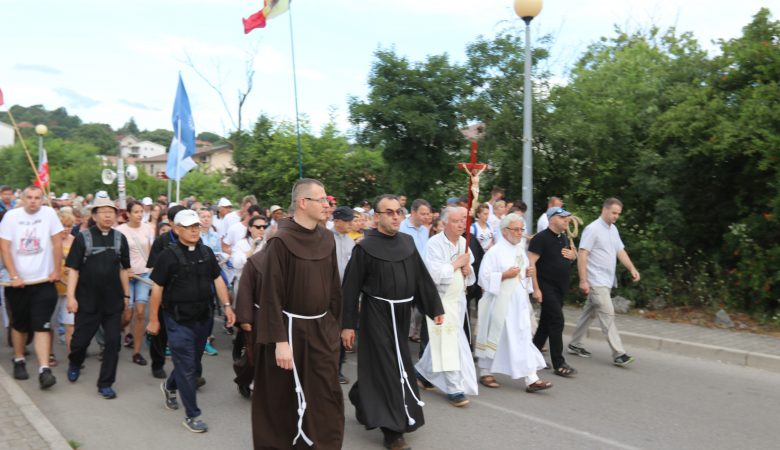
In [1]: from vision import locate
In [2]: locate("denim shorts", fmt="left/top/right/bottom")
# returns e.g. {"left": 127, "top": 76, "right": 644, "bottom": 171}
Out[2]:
{"left": 129, "top": 272, "right": 151, "bottom": 306}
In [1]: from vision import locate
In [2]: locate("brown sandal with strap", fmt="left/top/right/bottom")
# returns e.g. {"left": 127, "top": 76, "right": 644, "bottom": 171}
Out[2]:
{"left": 525, "top": 379, "right": 552, "bottom": 393}
{"left": 479, "top": 375, "right": 501, "bottom": 388}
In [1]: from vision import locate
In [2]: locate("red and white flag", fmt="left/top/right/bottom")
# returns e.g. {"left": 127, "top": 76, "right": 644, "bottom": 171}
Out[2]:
{"left": 243, "top": 0, "right": 290, "bottom": 34}
{"left": 35, "top": 146, "right": 49, "bottom": 188}
{"left": 0, "top": 87, "right": 4, "bottom": 106}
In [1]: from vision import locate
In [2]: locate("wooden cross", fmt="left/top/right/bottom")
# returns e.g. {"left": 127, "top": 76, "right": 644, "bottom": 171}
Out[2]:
{"left": 457, "top": 141, "right": 487, "bottom": 252}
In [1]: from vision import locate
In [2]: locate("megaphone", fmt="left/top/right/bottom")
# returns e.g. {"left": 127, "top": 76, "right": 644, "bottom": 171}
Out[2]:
{"left": 101, "top": 169, "right": 117, "bottom": 185}
{"left": 125, "top": 164, "right": 139, "bottom": 181}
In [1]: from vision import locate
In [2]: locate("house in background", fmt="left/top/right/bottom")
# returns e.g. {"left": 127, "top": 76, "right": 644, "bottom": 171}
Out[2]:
{"left": 118, "top": 134, "right": 166, "bottom": 159}
{"left": 0, "top": 121, "right": 15, "bottom": 148}
{"left": 135, "top": 143, "right": 234, "bottom": 179}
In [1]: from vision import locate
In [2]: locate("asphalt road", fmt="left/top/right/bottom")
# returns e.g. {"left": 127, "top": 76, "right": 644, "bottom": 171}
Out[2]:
{"left": 3, "top": 319, "right": 779, "bottom": 450}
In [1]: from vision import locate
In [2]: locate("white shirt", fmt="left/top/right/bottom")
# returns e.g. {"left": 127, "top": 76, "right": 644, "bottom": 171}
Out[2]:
{"left": 536, "top": 214, "right": 549, "bottom": 233}
{"left": 470, "top": 222, "right": 495, "bottom": 252}
{"left": 478, "top": 238, "right": 533, "bottom": 295}
{"left": 332, "top": 230, "right": 355, "bottom": 282}
{"left": 223, "top": 221, "right": 248, "bottom": 248}
{"left": 579, "top": 217, "right": 625, "bottom": 288}
{"left": 219, "top": 211, "right": 241, "bottom": 238}
{"left": 0, "top": 206, "right": 63, "bottom": 281}
{"left": 424, "top": 232, "right": 475, "bottom": 296}
{"left": 230, "top": 237, "right": 265, "bottom": 272}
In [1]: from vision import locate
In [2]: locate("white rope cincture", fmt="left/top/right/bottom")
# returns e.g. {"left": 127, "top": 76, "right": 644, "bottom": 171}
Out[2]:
{"left": 371, "top": 295, "right": 424, "bottom": 426}
{"left": 282, "top": 309, "right": 328, "bottom": 447}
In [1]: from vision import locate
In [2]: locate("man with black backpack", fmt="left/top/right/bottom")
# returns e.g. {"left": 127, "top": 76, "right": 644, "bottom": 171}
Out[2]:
{"left": 65, "top": 196, "right": 131, "bottom": 399}
{"left": 146, "top": 209, "right": 234, "bottom": 433}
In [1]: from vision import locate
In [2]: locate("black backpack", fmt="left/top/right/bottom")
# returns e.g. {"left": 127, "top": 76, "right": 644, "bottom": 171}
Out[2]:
{"left": 162, "top": 244, "right": 215, "bottom": 320}
{"left": 80, "top": 229, "right": 122, "bottom": 264}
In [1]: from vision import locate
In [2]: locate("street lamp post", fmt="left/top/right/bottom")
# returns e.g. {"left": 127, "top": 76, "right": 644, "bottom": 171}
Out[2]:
{"left": 101, "top": 145, "right": 137, "bottom": 210}
{"left": 514, "top": 0, "right": 542, "bottom": 233}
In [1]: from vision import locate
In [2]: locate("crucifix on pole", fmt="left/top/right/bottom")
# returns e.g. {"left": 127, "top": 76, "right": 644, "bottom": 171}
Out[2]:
{"left": 457, "top": 141, "right": 488, "bottom": 252}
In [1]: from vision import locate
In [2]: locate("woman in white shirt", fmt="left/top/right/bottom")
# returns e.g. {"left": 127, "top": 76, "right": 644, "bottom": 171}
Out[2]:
{"left": 229, "top": 215, "right": 268, "bottom": 298}
{"left": 471, "top": 203, "right": 496, "bottom": 252}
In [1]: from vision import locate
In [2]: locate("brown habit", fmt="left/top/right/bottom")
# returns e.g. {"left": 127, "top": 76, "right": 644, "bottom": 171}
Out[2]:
{"left": 252, "top": 218, "right": 344, "bottom": 449}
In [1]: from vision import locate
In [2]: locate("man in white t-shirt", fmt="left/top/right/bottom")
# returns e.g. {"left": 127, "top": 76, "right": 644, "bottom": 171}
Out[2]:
{"left": 213, "top": 197, "right": 233, "bottom": 237}
{"left": 536, "top": 196, "right": 563, "bottom": 233}
{"left": 222, "top": 204, "right": 263, "bottom": 254}
{"left": 0, "top": 186, "right": 64, "bottom": 388}
{"left": 221, "top": 195, "right": 257, "bottom": 239}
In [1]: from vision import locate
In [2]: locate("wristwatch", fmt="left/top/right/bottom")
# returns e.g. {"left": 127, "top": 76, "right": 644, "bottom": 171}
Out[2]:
{"left": 222, "top": 304, "right": 232, "bottom": 308}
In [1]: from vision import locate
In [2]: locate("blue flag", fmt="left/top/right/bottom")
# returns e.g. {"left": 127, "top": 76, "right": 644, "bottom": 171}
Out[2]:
{"left": 166, "top": 75, "right": 197, "bottom": 181}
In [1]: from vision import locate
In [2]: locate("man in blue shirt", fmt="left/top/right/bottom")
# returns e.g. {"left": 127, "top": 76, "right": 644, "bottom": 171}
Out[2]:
{"left": 398, "top": 199, "right": 432, "bottom": 258}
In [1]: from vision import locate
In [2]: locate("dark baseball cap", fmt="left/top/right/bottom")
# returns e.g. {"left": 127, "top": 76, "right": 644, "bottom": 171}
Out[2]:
{"left": 333, "top": 206, "right": 355, "bottom": 221}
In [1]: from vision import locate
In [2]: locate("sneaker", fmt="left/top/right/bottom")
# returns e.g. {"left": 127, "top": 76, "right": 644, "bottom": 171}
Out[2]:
{"left": 338, "top": 373, "right": 350, "bottom": 384}
{"left": 196, "top": 377, "right": 206, "bottom": 389}
{"left": 123, "top": 334, "right": 134, "bottom": 348}
{"left": 13, "top": 360, "right": 29, "bottom": 380}
{"left": 204, "top": 342, "right": 218, "bottom": 356}
{"left": 152, "top": 367, "right": 167, "bottom": 379}
{"left": 160, "top": 382, "right": 179, "bottom": 410}
{"left": 39, "top": 368, "right": 56, "bottom": 390}
{"left": 567, "top": 344, "right": 592, "bottom": 358}
{"left": 98, "top": 387, "right": 117, "bottom": 399}
{"left": 67, "top": 363, "right": 81, "bottom": 382}
{"left": 223, "top": 324, "right": 234, "bottom": 336}
{"left": 132, "top": 353, "right": 148, "bottom": 366}
{"left": 48, "top": 354, "right": 58, "bottom": 367}
{"left": 447, "top": 392, "right": 469, "bottom": 407}
{"left": 614, "top": 354, "right": 635, "bottom": 367}
{"left": 182, "top": 417, "right": 208, "bottom": 433}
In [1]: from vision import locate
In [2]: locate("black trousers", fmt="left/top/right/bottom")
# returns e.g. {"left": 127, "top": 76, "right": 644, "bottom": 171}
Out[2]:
{"left": 532, "top": 281, "right": 567, "bottom": 369}
{"left": 150, "top": 313, "right": 168, "bottom": 371}
{"left": 69, "top": 309, "right": 122, "bottom": 388}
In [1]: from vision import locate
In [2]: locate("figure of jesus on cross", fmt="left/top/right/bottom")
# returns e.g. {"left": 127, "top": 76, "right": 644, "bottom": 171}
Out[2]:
{"left": 457, "top": 141, "right": 488, "bottom": 252}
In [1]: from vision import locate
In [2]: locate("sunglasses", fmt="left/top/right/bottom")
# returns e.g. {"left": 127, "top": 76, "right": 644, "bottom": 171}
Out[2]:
{"left": 251, "top": 224, "right": 270, "bottom": 230}
{"left": 377, "top": 209, "right": 405, "bottom": 217}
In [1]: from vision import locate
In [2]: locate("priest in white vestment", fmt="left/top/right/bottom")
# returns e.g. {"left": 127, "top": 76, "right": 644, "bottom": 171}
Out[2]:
{"left": 416, "top": 206, "right": 478, "bottom": 407}
{"left": 475, "top": 213, "right": 553, "bottom": 393}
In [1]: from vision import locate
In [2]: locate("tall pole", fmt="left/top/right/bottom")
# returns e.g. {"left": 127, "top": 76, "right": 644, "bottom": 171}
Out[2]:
{"left": 521, "top": 18, "right": 534, "bottom": 233}
{"left": 288, "top": 4, "right": 303, "bottom": 179}
{"left": 117, "top": 146, "right": 127, "bottom": 210}
{"left": 176, "top": 116, "right": 181, "bottom": 203}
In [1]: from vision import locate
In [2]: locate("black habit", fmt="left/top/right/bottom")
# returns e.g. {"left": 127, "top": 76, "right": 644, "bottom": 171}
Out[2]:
{"left": 342, "top": 229, "right": 444, "bottom": 434}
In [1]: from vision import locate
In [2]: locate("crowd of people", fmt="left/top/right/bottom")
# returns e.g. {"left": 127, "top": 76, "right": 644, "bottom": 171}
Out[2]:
{"left": 0, "top": 180, "right": 641, "bottom": 450}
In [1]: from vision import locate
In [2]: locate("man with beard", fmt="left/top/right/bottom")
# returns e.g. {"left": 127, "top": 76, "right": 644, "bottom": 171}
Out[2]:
{"left": 252, "top": 178, "right": 344, "bottom": 449}
{"left": 341, "top": 194, "right": 444, "bottom": 450}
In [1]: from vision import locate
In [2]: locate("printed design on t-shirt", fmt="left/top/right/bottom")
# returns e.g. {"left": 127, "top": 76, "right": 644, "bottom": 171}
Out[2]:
{"left": 18, "top": 225, "right": 43, "bottom": 256}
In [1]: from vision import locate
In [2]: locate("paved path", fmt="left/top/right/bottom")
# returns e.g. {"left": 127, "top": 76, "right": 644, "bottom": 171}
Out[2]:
{"left": 1, "top": 306, "right": 779, "bottom": 449}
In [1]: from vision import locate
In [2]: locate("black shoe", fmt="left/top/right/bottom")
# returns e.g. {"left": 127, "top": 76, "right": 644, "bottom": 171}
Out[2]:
{"left": 415, "top": 372, "right": 434, "bottom": 391}
{"left": 383, "top": 435, "right": 411, "bottom": 450}
{"left": 39, "top": 368, "right": 56, "bottom": 390}
{"left": 614, "top": 354, "right": 635, "bottom": 367}
{"left": 567, "top": 344, "right": 592, "bottom": 358}
{"left": 13, "top": 360, "right": 29, "bottom": 380}
{"left": 339, "top": 373, "right": 350, "bottom": 384}
{"left": 132, "top": 353, "right": 148, "bottom": 366}
{"left": 223, "top": 324, "right": 234, "bottom": 335}
{"left": 123, "top": 334, "right": 134, "bottom": 349}
{"left": 152, "top": 367, "right": 167, "bottom": 379}
{"left": 196, "top": 377, "right": 206, "bottom": 389}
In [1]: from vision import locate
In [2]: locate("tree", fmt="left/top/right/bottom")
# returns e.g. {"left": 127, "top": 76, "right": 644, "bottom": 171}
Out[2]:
{"left": 72, "top": 123, "right": 117, "bottom": 154}
{"left": 119, "top": 117, "right": 140, "bottom": 136}
{"left": 197, "top": 131, "right": 223, "bottom": 144}
{"left": 138, "top": 128, "right": 174, "bottom": 147}
{"left": 349, "top": 49, "right": 472, "bottom": 201}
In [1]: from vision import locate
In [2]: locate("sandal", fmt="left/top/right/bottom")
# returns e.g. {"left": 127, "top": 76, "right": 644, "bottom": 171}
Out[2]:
{"left": 408, "top": 336, "right": 421, "bottom": 343}
{"left": 479, "top": 375, "right": 501, "bottom": 388}
{"left": 525, "top": 379, "right": 552, "bottom": 393}
{"left": 48, "top": 354, "right": 58, "bottom": 367}
{"left": 554, "top": 364, "right": 577, "bottom": 378}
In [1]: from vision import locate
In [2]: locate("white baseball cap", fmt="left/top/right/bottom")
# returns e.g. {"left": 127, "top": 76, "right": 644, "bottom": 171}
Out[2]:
{"left": 141, "top": 197, "right": 153, "bottom": 206}
{"left": 174, "top": 209, "right": 201, "bottom": 227}
{"left": 217, "top": 197, "right": 233, "bottom": 208}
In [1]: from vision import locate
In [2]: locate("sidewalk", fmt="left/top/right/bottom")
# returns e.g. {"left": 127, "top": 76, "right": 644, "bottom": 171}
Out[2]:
{"left": 561, "top": 305, "right": 780, "bottom": 373}
{"left": 0, "top": 365, "right": 71, "bottom": 450}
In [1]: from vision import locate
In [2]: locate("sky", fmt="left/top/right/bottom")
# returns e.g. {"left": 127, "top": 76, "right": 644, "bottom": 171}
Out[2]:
{"left": 0, "top": 0, "right": 772, "bottom": 137}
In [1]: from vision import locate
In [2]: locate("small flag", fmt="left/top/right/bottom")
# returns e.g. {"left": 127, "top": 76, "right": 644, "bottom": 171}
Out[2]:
{"left": 166, "top": 75, "right": 197, "bottom": 181}
{"left": 0, "top": 87, "right": 4, "bottom": 106}
{"left": 243, "top": 0, "right": 291, "bottom": 34}
{"left": 35, "top": 145, "right": 49, "bottom": 188}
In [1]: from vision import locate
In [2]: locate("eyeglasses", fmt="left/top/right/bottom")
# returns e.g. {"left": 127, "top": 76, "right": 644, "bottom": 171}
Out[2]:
{"left": 505, "top": 227, "right": 526, "bottom": 233}
{"left": 303, "top": 197, "right": 329, "bottom": 204}
{"left": 251, "top": 224, "right": 269, "bottom": 230}
{"left": 376, "top": 209, "right": 405, "bottom": 217}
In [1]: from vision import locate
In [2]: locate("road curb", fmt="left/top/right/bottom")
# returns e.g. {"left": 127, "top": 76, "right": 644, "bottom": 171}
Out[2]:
{"left": 0, "top": 364, "right": 72, "bottom": 450}
{"left": 563, "top": 323, "right": 780, "bottom": 374}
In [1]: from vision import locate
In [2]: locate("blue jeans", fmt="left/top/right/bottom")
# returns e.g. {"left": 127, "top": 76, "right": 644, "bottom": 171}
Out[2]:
{"left": 163, "top": 312, "right": 212, "bottom": 419}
